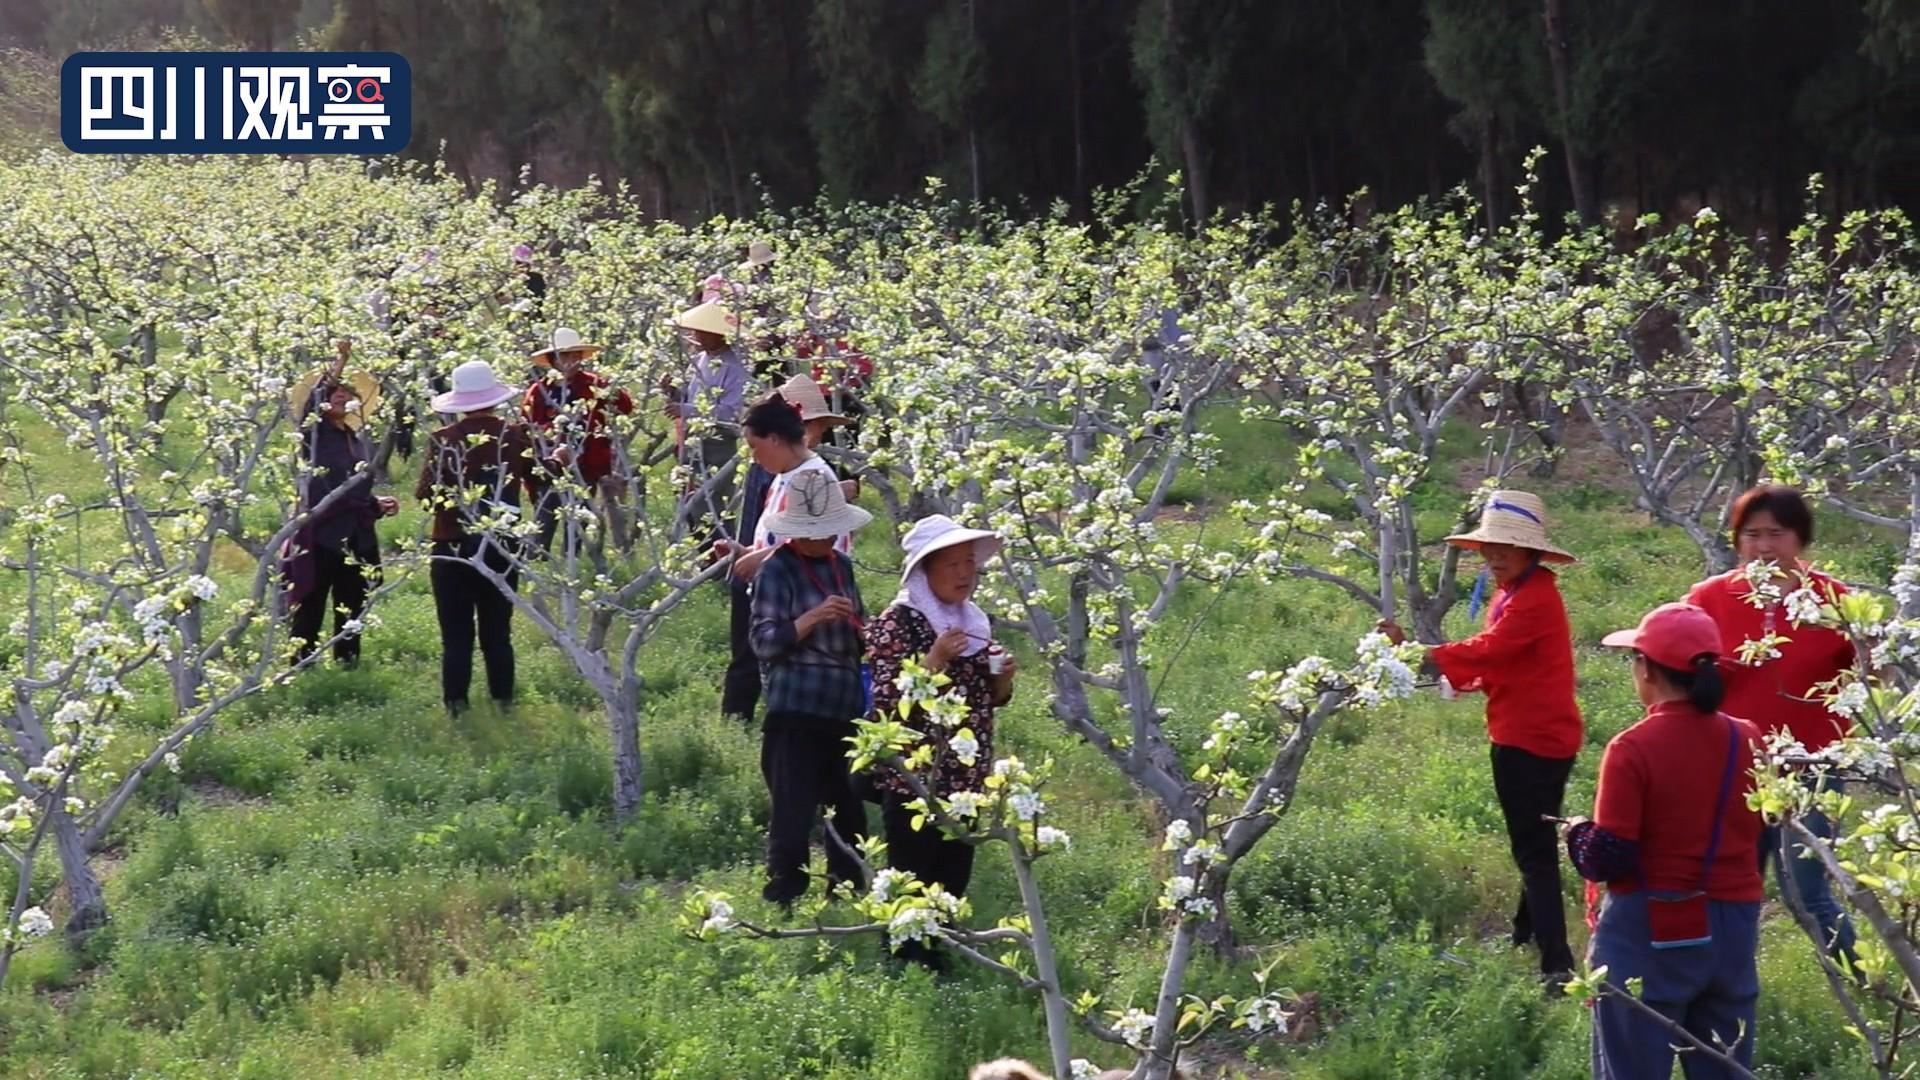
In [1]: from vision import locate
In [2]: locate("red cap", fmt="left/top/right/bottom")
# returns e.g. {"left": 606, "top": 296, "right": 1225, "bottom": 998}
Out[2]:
{"left": 1600, "top": 602, "right": 1723, "bottom": 671}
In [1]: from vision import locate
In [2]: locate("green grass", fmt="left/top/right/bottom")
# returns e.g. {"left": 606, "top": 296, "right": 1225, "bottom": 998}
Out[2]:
{"left": 0, "top": 411, "right": 1892, "bottom": 1079}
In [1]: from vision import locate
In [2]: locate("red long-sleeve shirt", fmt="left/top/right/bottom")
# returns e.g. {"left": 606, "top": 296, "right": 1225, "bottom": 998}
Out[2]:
{"left": 1685, "top": 568, "right": 1856, "bottom": 752}
{"left": 1591, "top": 703, "right": 1765, "bottom": 900}
{"left": 521, "top": 368, "right": 635, "bottom": 485}
{"left": 1429, "top": 568, "right": 1583, "bottom": 759}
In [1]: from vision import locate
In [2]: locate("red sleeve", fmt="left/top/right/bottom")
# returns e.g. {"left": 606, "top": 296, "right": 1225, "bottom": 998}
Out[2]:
{"left": 1592, "top": 737, "right": 1647, "bottom": 843}
{"left": 611, "top": 386, "right": 635, "bottom": 415}
{"left": 522, "top": 382, "right": 553, "bottom": 426}
{"left": 1429, "top": 583, "right": 1558, "bottom": 684}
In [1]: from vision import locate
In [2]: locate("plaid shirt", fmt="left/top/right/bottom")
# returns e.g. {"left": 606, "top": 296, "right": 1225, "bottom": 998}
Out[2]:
{"left": 750, "top": 546, "right": 866, "bottom": 722}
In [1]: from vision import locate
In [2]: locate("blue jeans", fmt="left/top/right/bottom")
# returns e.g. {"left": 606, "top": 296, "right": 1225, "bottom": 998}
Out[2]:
{"left": 1762, "top": 777, "right": 1857, "bottom": 962}
{"left": 1589, "top": 890, "right": 1761, "bottom": 1080}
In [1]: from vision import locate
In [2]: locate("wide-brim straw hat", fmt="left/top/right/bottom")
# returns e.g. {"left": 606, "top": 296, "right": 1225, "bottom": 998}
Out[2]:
{"left": 431, "top": 360, "right": 518, "bottom": 415}
{"left": 761, "top": 467, "right": 872, "bottom": 540}
{"left": 289, "top": 368, "right": 380, "bottom": 431}
{"left": 528, "top": 326, "right": 603, "bottom": 366}
{"left": 777, "top": 372, "right": 848, "bottom": 426}
{"left": 1443, "top": 490, "right": 1576, "bottom": 564}
{"left": 899, "top": 514, "right": 1004, "bottom": 584}
{"left": 670, "top": 301, "right": 740, "bottom": 340}
{"left": 736, "top": 240, "right": 776, "bottom": 274}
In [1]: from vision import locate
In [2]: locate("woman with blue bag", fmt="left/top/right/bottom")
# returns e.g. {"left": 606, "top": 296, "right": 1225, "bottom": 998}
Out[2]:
{"left": 749, "top": 466, "right": 872, "bottom": 911}
{"left": 1569, "top": 603, "right": 1766, "bottom": 1079}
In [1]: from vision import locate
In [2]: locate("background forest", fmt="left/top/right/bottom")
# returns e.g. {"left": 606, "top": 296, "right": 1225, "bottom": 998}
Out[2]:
{"left": 4, "top": 0, "right": 1920, "bottom": 230}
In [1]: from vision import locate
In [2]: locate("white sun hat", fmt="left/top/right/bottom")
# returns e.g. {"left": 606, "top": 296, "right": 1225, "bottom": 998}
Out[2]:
{"left": 777, "top": 372, "right": 848, "bottom": 426}
{"left": 736, "top": 240, "right": 777, "bottom": 273}
{"left": 899, "top": 514, "right": 1004, "bottom": 584}
{"left": 1443, "top": 490, "right": 1576, "bottom": 564}
{"left": 528, "top": 326, "right": 603, "bottom": 366}
{"left": 760, "top": 467, "right": 872, "bottom": 540}
{"left": 431, "top": 360, "right": 518, "bottom": 415}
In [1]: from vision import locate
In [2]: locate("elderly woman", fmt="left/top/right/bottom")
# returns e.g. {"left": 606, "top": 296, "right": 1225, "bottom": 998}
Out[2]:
{"left": 750, "top": 467, "right": 873, "bottom": 910}
{"left": 1380, "top": 490, "right": 1582, "bottom": 982}
{"left": 867, "top": 515, "right": 1017, "bottom": 908}
{"left": 1685, "top": 484, "right": 1858, "bottom": 962}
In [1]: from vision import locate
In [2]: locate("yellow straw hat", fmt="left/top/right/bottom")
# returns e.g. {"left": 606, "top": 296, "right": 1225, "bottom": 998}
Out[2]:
{"left": 1443, "top": 490, "right": 1576, "bottom": 564}
{"left": 670, "top": 301, "right": 740, "bottom": 340}
{"left": 288, "top": 368, "right": 380, "bottom": 431}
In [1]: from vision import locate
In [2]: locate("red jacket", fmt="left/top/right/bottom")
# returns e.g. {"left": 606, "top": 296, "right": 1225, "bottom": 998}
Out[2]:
{"left": 1592, "top": 703, "right": 1765, "bottom": 900}
{"left": 1430, "top": 568, "right": 1583, "bottom": 759}
{"left": 521, "top": 368, "right": 635, "bottom": 485}
{"left": 1686, "top": 567, "right": 1856, "bottom": 752}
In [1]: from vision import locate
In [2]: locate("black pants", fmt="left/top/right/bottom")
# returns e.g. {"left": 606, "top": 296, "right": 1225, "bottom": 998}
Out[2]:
{"left": 882, "top": 792, "right": 975, "bottom": 897}
{"left": 430, "top": 539, "right": 519, "bottom": 709}
{"left": 289, "top": 543, "right": 376, "bottom": 665}
{"left": 762, "top": 714, "right": 865, "bottom": 904}
{"left": 1490, "top": 743, "right": 1577, "bottom": 975}
{"left": 721, "top": 583, "right": 761, "bottom": 719}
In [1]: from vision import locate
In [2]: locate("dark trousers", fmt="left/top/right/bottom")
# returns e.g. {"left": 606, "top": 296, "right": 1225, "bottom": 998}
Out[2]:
{"left": 761, "top": 714, "right": 865, "bottom": 904}
{"left": 882, "top": 793, "right": 975, "bottom": 896}
{"left": 289, "top": 543, "right": 375, "bottom": 665}
{"left": 1490, "top": 743, "right": 1577, "bottom": 974}
{"left": 1589, "top": 891, "right": 1761, "bottom": 1079}
{"left": 430, "top": 539, "right": 519, "bottom": 709}
{"left": 721, "top": 583, "right": 761, "bottom": 719}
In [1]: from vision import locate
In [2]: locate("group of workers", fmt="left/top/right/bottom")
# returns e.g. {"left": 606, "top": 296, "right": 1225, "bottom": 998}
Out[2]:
{"left": 282, "top": 242, "right": 1009, "bottom": 962}
{"left": 1375, "top": 483, "right": 1859, "bottom": 1078}
{"left": 279, "top": 238, "right": 1864, "bottom": 1076}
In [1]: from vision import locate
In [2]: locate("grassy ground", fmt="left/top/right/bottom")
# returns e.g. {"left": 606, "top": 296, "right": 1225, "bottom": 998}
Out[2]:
{"left": 0, "top": 411, "right": 1897, "bottom": 1079}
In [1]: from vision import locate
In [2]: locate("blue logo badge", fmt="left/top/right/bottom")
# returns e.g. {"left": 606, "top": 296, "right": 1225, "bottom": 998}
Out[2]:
{"left": 62, "top": 52, "right": 412, "bottom": 154}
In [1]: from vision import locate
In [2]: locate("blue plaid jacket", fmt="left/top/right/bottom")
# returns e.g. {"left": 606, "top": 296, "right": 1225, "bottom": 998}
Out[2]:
{"left": 750, "top": 546, "right": 866, "bottom": 722}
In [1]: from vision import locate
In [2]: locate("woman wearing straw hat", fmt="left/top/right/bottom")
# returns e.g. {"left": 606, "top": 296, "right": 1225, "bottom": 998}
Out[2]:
{"left": 521, "top": 327, "right": 635, "bottom": 552}
{"left": 716, "top": 381, "right": 857, "bottom": 722}
{"left": 415, "top": 360, "right": 550, "bottom": 715}
{"left": 1573, "top": 603, "right": 1764, "bottom": 1078}
{"left": 665, "top": 301, "right": 750, "bottom": 537}
{"left": 1379, "top": 490, "right": 1583, "bottom": 982}
{"left": 285, "top": 339, "right": 399, "bottom": 668}
{"left": 867, "top": 516, "right": 1016, "bottom": 952}
{"left": 749, "top": 467, "right": 873, "bottom": 910}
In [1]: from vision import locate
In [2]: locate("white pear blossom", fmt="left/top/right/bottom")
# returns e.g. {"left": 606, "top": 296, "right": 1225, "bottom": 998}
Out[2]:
{"left": 1035, "top": 826, "right": 1072, "bottom": 851}
{"left": 15, "top": 907, "right": 52, "bottom": 940}
{"left": 948, "top": 730, "right": 980, "bottom": 767}
{"left": 699, "top": 898, "right": 737, "bottom": 935}
{"left": 1114, "top": 1007, "right": 1156, "bottom": 1049}
{"left": 1162, "top": 819, "right": 1193, "bottom": 849}
{"left": 1009, "top": 791, "right": 1044, "bottom": 821}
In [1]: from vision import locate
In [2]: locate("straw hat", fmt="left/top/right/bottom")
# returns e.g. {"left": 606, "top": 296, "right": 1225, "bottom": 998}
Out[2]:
{"left": 528, "top": 326, "right": 603, "bottom": 367}
{"left": 760, "top": 467, "right": 872, "bottom": 540}
{"left": 1444, "top": 490, "right": 1575, "bottom": 564}
{"left": 777, "top": 373, "right": 848, "bottom": 426}
{"left": 670, "top": 301, "right": 740, "bottom": 340}
{"left": 289, "top": 368, "right": 380, "bottom": 431}
{"left": 431, "top": 360, "right": 518, "bottom": 415}
{"left": 736, "top": 240, "right": 776, "bottom": 274}
{"left": 899, "top": 514, "right": 1003, "bottom": 584}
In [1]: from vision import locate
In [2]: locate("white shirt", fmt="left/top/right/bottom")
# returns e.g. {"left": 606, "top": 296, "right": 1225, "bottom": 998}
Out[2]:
{"left": 753, "top": 453, "right": 853, "bottom": 556}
